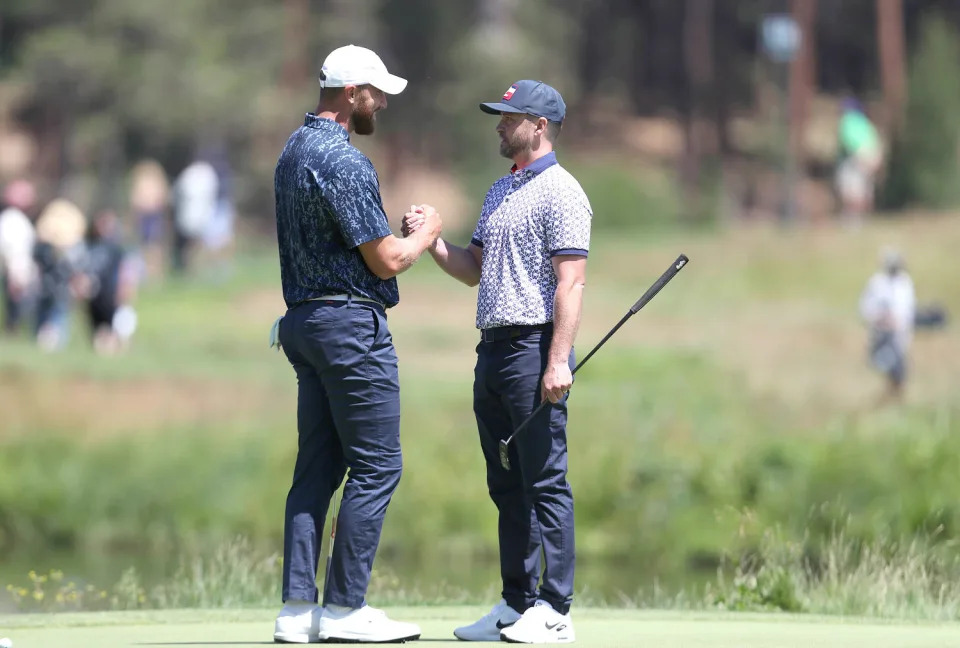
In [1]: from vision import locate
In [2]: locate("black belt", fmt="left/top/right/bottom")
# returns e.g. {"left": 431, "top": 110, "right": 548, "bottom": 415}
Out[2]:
{"left": 480, "top": 323, "right": 552, "bottom": 343}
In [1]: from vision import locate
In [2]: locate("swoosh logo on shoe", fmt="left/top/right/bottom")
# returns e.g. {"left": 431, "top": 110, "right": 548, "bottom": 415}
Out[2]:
{"left": 496, "top": 620, "right": 515, "bottom": 629}
{"left": 545, "top": 621, "right": 566, "bottom": 631}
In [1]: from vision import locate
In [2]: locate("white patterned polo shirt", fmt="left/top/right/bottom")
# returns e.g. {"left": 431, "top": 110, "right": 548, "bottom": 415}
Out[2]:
{"left": 471, "top": 152, "right": 592, "bottom": 329}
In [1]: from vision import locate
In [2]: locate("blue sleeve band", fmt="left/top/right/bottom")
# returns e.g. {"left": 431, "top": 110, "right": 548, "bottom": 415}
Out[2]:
{"left": 549, "top": 248, "right": 588, "bottom": 258}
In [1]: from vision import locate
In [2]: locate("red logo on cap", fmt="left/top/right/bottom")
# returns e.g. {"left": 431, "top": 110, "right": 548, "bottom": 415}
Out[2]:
{"left": 503, "top": 84, "right": 518, "bottom": 101}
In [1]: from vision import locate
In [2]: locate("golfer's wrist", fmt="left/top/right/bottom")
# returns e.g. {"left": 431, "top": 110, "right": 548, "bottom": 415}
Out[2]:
{"left": 547, "top": 355, "right": 569, "bottom": 368}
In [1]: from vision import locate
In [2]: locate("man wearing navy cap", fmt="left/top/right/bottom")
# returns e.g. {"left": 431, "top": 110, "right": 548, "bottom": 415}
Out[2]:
{"left": 405, "top": 80, "right": 591, "bottom": 643}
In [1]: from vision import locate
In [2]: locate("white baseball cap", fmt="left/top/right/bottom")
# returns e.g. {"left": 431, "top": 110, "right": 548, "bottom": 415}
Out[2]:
{"left": 319, "top": 45, "right": 407, "bottom": 95}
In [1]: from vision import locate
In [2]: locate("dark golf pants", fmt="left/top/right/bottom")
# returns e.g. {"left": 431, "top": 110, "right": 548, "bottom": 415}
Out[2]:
{"left": 278, "top": 298, "right": 402, "bottom": 609}
{"left": 473, "top": 326, "right": 576, "bottom": 615}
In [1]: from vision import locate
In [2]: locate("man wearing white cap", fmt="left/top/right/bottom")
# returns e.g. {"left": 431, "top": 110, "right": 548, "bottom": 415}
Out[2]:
{"left": 271, "top": 45, "right": 440, "bottom": 644}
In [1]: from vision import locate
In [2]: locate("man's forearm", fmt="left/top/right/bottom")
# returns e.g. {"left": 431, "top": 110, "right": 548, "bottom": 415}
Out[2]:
{"left": 549, "top": 280, "right": 584, "bottom": 364}
{"left": 429, "top": 238, "right": 481, "bottom": 286}
{"left": 362, "top": 226, "right": 439, "bottom": 280}
{"left": 393, "top": 229, "right": 434, "bottom": 273}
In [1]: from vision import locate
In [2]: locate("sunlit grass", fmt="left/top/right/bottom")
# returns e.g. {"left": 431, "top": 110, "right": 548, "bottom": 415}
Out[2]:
{"left": 1, "top": 214, "right": 958, "bottom": 609}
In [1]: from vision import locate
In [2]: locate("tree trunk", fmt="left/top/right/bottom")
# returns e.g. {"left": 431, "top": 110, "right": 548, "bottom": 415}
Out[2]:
{"left": 681, "top": 0, "right": 715, "bottom": 220}
{"left": 789, "top": 0, "right": 816, "bottom": 168}
{"left": 282, "top": 0, "right": 311, "bottom": 93}
{"left": 876, "top": 0, "right": 907, "bottom": 134}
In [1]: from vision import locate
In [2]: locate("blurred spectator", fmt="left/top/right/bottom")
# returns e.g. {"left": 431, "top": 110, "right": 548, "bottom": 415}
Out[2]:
{"left": 129, "top": 159, "right": 170, "bottom": 278}
{"left": 202, "top": 150, "right": 237, "bottom": 278}
{"left": 33, "top": 198, "right": 88, "bottom": 351}
{"left": 859, "top": 247, "right": 915, "bottom": 402}
{"left": 84, "top": 208, "right": 140, "bottom": 355}
{"left": 171, "top": 159, "right": 218, "bottom": 275}
{"left": 0, "top": 179, "right": 38, "bottom": 335}
{"left": 836, "top": 97, "right": 884, "bottom": 228}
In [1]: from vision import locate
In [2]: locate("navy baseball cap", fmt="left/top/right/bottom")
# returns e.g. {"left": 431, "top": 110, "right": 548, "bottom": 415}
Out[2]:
{"left": 480, "top": 80, "right": 566, "bottom": 123}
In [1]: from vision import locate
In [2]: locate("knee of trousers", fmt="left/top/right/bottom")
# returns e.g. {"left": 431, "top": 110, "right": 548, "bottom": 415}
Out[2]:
{"left": 352, "top": 458, "right": 403, "bottom": 494}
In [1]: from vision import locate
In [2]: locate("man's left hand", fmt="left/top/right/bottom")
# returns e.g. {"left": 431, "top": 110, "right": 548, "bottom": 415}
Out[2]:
{"left": 541, "top": 361, "right": 573, "bottom": 404}
{"left": 401, "top": 204, "right": 426, "bottom": 237}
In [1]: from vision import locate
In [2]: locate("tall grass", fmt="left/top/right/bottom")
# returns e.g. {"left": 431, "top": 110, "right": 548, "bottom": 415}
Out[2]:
{"left": 9, "top": 526, "right": 960, "bottom": 620}
{"left": 708, "top": 524, "right": 960, "bottom": 620}
{"left": 1, "top": 218, "right": 959, "bottom": 610}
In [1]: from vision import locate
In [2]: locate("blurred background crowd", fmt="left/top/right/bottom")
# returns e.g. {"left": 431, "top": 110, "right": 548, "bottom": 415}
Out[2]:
{"left": 0, "top": 0, "right": 958, "bottom": 353}
{"left": 1, "top": 1, "right": 958, "bottom": 227}
{"left": 0, "top": 157, "right": 234, "bottom": 354}
{"left": 0, "top": 0, "right": 958, "bottom": 615}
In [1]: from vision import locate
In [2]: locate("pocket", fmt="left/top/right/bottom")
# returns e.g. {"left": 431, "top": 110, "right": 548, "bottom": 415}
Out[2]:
{"left": 353, "top": 306, "right": 377, "bottom": 357}
{"left": 508, "top": 331, "right": 542, "bottom": 352}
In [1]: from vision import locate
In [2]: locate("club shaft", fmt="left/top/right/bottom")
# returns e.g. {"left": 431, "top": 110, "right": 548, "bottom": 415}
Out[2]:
{"left": 322, "top": 491, "right": 339, "bottom": 601}
{"left": 504, "top": 254, "right": 689, "bottom": 446}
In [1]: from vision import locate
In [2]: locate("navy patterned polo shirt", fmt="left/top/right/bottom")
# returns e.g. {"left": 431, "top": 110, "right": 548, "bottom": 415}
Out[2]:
{"left": 275, "top": 114, "right": 399, "bottom": 309}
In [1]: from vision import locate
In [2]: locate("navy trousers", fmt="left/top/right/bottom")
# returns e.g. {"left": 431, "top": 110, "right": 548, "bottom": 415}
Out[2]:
{"left": 473, "top": 327, "right": 576, "bottom": 615}
{"left": 278, "top": 298, "right": 402, "bottom": 608}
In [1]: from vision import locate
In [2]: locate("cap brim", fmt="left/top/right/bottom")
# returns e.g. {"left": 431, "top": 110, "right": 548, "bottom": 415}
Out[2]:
{"left": 371, "top": 73, "right": 407, "bottom": 95}
{"left": 479, "top": 102, "right": 526, "bottom": 115}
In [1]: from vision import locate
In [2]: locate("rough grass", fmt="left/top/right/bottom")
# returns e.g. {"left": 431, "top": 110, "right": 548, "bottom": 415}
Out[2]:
{"left": 1, "top": 213, "right": 958, "bottom": 611}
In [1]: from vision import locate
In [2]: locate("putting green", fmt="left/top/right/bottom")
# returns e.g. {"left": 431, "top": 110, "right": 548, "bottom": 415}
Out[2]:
{"left": 2, "top": 607, "right": 960, "bottom": 647}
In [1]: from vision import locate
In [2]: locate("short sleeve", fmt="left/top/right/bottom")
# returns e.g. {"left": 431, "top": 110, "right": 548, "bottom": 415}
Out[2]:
{"left": 471, "top": 184, "right": 503, "bottom": 248}
{"left": 471, "top": 211, "right": 489, "bottom": 248}
{"left": 545, "top": 184, "right": 592, "bottom": 256}
{"left": 322, "top": 159, "right": 392, "bottom": 249}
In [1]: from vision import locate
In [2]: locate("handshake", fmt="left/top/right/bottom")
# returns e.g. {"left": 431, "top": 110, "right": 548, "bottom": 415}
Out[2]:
{"left": 401, "top": 204, "right": 441, "bottom": 244}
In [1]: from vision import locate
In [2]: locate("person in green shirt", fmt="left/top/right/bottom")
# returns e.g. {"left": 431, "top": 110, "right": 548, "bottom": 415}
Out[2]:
{"left": 836, "top": 97, "right": 883, "bottom": 227}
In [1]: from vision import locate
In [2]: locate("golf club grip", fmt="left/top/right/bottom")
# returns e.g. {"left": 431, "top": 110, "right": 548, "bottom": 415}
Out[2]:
{"left": 629, "top": 254, "right": 689, "bottom": 314}
{"left": 571, "top": 254, "right": 689, "bottom": 373}
{"left": 506, "top": 254, "right": 689, "bottom": 444}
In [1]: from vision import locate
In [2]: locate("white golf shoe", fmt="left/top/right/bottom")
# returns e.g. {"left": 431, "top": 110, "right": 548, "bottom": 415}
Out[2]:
{"left": 318, "top": 604, "right": 421, "bottom": 643}
{"left": 273, "top": 601, "right": 322, "bottom": 643}
{"left": 452, "top": 598, "right": 523, "bottom": 641}
{"left": 499, "top": 600, "right": 575, "bottom": 644}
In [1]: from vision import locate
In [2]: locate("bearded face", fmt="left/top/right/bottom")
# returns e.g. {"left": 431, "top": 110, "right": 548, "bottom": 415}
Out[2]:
{"left": 350, "top": 86, "right": 385, "bottom": 136}
{"left": 497, "top": 114, "right": 535, "bottom": 159}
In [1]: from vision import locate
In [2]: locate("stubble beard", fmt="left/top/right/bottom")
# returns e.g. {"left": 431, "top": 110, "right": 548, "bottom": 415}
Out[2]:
{"left": 499, "top": 132, "right": 531, "bottom": 160}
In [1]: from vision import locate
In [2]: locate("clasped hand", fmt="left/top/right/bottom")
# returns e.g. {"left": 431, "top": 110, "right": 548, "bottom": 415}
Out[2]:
{"left": 401, "top": 204, "right": 439, "bottom": 238}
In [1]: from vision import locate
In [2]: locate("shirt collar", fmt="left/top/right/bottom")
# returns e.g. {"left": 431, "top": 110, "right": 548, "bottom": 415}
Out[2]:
{"left": 510, "top": 151, "right": 558, "bottom": 176}
{"left": 304, "top": 114, "right": 350, "bottom": 141}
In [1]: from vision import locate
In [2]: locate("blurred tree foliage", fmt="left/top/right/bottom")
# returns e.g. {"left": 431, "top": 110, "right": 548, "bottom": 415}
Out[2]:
{"left": 881, "top": 13, "right": 960, "bottom": 209}
{"left": 2, "top": 0, "right": 960, "bottom": 221}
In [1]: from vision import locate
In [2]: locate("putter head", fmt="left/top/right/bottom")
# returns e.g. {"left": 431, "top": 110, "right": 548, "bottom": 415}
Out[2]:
{"left": 498, "top": 440, "right": 511, "bottom": 470}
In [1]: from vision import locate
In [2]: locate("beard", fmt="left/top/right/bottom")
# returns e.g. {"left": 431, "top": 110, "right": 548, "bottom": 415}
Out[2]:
{"left": 352, "top": 102, "right": 377, "bottom": 135}
{"left": 499, "top": 130, "right": 531, "bottom": 159}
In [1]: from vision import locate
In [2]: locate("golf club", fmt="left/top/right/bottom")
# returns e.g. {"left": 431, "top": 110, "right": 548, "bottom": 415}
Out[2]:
{"left": 498, "top": 253, "right": 689, "bottom": 470}
{"left": 322, "top": 489, "right": 339, "bottom": 601}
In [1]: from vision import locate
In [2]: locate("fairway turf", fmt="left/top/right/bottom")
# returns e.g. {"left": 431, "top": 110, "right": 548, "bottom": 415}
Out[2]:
{"left": 3, "top": 608, "right": 960, "bottom": 648}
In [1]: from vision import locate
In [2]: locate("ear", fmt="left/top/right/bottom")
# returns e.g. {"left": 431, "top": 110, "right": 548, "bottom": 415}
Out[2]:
{"left": 536, "top": 117, "right": 548, "bottom": 135}
{"left": 345, "top": 84, "right": 359, "bottom": 104}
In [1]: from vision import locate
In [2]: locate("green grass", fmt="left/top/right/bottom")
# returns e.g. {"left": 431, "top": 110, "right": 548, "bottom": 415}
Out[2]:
{"left": 1, "top": 214, "right": 959, "bottom": 611}
{"left": 4, "top": 608, "right": 960, "bottom": 648}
